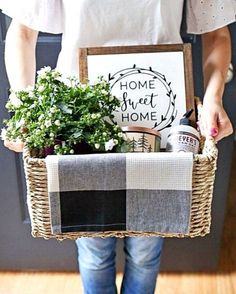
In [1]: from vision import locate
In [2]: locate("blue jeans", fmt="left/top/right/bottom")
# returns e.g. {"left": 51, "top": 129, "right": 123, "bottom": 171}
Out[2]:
{"left": 76, "top": 237, "right": 164, "bottom": 294}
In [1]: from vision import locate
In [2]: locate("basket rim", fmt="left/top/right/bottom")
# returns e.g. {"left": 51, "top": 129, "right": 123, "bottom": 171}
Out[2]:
{"left": 23, "top": 136, "right": 218, "bottom": 164}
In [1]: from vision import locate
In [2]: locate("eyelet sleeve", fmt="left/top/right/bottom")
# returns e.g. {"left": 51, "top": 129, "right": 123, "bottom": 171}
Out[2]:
{"left": 187, "top": 0, "right": 236, "bottom": 34}
{"left": 0, "top": 0, "right": 64, "bottom": 34}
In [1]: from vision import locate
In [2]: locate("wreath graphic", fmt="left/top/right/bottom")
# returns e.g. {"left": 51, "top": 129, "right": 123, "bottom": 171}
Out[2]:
{"left": 108, "top": 65, "right": 177, "bottom": 131}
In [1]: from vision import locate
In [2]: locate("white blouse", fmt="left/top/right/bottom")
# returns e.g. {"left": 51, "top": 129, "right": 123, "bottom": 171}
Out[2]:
{"left": 1, "top": 0, "right": 235, "bottom": 75}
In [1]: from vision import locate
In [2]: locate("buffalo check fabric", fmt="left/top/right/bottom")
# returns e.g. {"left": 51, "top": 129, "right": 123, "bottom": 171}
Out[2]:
{"left": 45, "top": 153, "right": 193, "bottom": 234}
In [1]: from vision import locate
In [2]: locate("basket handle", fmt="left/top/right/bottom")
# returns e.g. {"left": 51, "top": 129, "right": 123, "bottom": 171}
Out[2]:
{"left": 194, "top": 97, "right": 218, "bottom": 160}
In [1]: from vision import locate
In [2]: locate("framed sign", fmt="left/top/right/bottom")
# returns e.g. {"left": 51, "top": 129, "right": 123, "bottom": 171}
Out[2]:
{"left": 79, "top": 44, "right": 195, "bottom": 148}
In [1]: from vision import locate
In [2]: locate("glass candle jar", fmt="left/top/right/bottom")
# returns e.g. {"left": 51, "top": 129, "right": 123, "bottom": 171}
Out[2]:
{"left": 122, "top": 126, "right": 161, "bottom": 152}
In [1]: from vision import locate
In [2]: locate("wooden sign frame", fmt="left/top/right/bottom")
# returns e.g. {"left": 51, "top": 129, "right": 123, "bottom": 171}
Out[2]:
{"left": 79, "top": 44, "right": 195, "bottom": 148}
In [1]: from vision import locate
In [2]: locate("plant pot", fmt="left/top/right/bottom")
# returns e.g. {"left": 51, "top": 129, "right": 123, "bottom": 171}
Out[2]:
{"left": 73, "top": 141, "right": 94, "bottom": 154}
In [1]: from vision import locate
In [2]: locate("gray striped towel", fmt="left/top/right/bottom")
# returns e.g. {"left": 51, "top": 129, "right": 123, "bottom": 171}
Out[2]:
{"left": 46, "top": 152, "right": 193, "bottom": 234}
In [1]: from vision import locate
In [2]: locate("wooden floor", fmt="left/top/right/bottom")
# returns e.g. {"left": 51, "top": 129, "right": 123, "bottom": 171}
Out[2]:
{"left": 0, "top": 147, "right": 236, "bottom": 294}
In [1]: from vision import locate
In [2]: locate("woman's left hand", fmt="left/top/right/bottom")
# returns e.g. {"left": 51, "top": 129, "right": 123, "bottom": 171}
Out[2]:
{"left": 198, "top": 99, "right": 233, "bottom": 142}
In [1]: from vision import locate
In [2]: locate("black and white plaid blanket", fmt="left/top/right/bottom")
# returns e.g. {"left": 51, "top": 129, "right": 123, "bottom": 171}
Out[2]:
{"left": 46, "top": 152, "right": 193, "bottom": 234}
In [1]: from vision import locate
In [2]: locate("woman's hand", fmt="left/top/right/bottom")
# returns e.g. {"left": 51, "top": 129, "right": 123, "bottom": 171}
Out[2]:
{"left": 4, "top": 139, "right": 24, "bottom": 152}
{"left": 199, "top": 100, "right": 233, "bottom": 142}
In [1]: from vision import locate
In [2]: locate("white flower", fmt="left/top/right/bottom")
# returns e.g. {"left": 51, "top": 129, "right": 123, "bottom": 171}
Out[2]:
{"left": 38, "top": 96, "right": 44, "bottom": 103}
{"left": 118, "top": 132, "right": 123, "bottom": 138}
{"left": 25, "top": 85, "right": 34, "bottom": 92}
{"left": 101, "top": 89, "right": 108, "bottom": 95}
{"left": 28, "top": 91, "right": 34, "bottom": 98}
{"left": 15, "top": 118, "right": 25, "bottom": 129}
{"left": 113, "top": 139, "right": 118, "bottom": 145}
{"left": 50, "top": 106, "right": 57, "bottom": 113}
{"left": 91, "top": 114, "right": 97, "bottom": 119}
{"left": 55, "top": 120, "right": 61, "bottom": 126}
{"left": 39, "top": 114, "right": 44, "bottom": 121}
{"left": 51, "top": 71, "right": 60, "bottom": 78}
{"left": 105, "top": 139, "right": 116, "bottom": 151}
{"left": 24, "top": 85, "right": 35, "bottom": 97}
{"left": 44, "top": 120, "right": 52, "bottom": 128}
{"left": 38, "top": 85, "right": 45, "bottom": 92}
{"left": 95, "top": 143, "right": 100, "bottom": 149}
{"left": 37, "top": 66, "right": 51, "bottom": 78}
{"left": 0, "top": 128, "right": 7, "bottom": 141}
{"left": 70, "top": 149, "right": 74, "bottom": 154}
{"left": 9, "top": 92, "right": 22, "bottom": 108}
{"left": 56, "top": 75, "right": 77, "bottom": 87}
{"left": 55, "top": 75, "right": 68, "bottom": 84}
{"left": 80, "top": 83, "right": 87, "bottom": 89}
{"left": 100, "top": 80, "right": 107, "bottom": 87}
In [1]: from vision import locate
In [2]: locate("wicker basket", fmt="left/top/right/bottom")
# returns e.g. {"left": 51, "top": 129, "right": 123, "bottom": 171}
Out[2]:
{"left": 21, "top": 96, "right": 217, "bottom": 240}
{"left": 22, "top": 134, "right": 218, "bottom": 241}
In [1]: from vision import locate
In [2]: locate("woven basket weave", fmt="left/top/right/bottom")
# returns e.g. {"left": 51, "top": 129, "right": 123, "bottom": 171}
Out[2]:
{"left": 23, "top": 135, "right": 217, "bottom": 241}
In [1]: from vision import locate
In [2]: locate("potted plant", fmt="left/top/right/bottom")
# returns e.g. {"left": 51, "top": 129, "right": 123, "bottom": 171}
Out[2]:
{"left": 1, "top": 66, "right": 126, "bottom": 157}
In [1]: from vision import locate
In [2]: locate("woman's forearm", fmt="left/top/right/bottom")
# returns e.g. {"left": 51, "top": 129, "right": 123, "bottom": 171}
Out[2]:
{"left": 199, "top": 26, "right": 233, "bottom": 141}
{"left": 3, "top": 20, "right": 38, "bottom": 152}
{"left": 201, "top": 27, "right": 231, "bottom": 103}
{"left": 5, "top": 20, "right": 38, "bottom": 89}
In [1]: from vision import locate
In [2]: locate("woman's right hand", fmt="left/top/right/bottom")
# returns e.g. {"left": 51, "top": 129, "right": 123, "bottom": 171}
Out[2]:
{"left": 198, "top": 99, "right": 233, "bottom": 142}
{"left": 4, "top": 139, "right": 24, "bottom": 152}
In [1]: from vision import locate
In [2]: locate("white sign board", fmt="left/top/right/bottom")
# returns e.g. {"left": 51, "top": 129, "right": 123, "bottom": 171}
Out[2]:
{"left": 80, "top": 45, "right": 194, "bottom": 148}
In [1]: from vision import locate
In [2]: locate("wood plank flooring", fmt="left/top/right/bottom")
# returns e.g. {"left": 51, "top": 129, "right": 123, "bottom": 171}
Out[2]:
{"left": 0, "top": 146, "right": 235, "bottom": 294}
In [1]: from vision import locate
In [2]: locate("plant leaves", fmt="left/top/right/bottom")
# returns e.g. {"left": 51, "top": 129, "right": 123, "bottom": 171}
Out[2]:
{"left": 72, "top": 130, "right": 83, "bottom": 139}
{"left": 57, "top": 102, "right": 73, "bottom": 114}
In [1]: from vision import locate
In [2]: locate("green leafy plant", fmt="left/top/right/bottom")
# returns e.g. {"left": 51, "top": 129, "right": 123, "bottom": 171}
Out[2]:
{"left": 1, "top": 66, "right": 126, "bottom": 157}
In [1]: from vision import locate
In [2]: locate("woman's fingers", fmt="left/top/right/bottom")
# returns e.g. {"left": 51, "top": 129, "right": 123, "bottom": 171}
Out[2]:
{"left": 4, "top": 140, "right": 24, "bottom": 152}
{"left": 199, "top": 101, "right": 233, "bottom": 142}
{"left": 214, "top": 113, "right": 233, "bottom": 142}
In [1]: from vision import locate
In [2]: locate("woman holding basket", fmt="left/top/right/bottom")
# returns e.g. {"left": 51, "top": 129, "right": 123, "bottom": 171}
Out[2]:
{"left": 1, "top": 1, "right": 234, "bottom": 293}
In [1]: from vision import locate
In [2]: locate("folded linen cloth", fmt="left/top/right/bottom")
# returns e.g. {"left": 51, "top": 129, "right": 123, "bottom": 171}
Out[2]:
{"left": 45, "top": 152, "right": 193, "bottom": 234}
